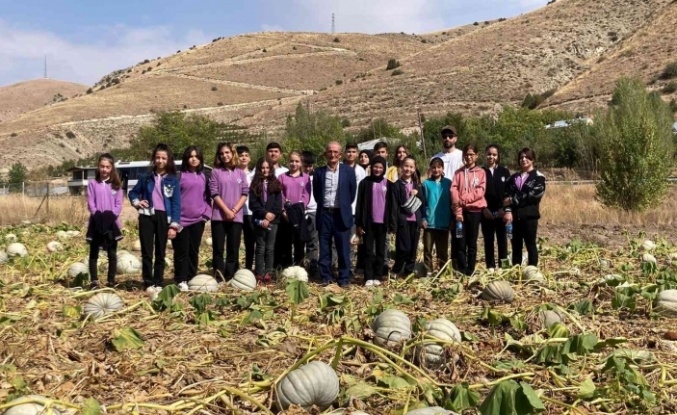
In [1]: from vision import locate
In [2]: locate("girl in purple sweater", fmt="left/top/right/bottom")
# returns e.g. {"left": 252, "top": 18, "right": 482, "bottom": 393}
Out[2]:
{"left": 209, "top": 142, "right": 249, "bottom": 281}
{"left": 279, "top": 151, "right": 311, "bottom": 265}
{"left": 86, "top": 153, "right": 123, "bottom": 289}
{"left": 173, "top": 146, "right": 211, "bottom": 290}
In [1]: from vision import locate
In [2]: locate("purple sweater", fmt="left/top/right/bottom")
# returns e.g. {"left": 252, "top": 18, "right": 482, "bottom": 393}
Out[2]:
{"left": 209, "top": 167, "right": 249, "bottom": 223}
{"left": 180, "top": 171, "right": 211, "bottom": 227}
{"left": 279, "top": 172, "right": 311, "bottom": 208}
{"left": 87, "top": 179, "right": 123, "bottom": 228}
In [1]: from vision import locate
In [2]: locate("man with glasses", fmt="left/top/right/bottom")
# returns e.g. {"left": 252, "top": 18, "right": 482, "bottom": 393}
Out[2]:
{"left": 313, "top": 141, "right": 357, "bottom": 288}
{"left": 432, "top": 126, "right": 463, "bottom": 271}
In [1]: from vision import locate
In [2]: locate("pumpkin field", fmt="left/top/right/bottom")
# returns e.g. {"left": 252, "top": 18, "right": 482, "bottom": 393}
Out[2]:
{"left": 1, "top": 222, "right": 677, "bottom": 415}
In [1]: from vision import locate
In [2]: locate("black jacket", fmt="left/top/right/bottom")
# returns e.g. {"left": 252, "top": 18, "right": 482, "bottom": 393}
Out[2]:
{"left": 387, "top": 179, "right": 423, "bottom": 232}
{"left": 86, "top": 211, "right": 123, "bottom": 247}
{"left": 483, "top": 165, "right": 511, "bottom": 212}
{"left": 504, "top": 170, "right": 546, "bottom": 220}
{"left": 249, "top": 188, "right": 283, "bottom": 224}
{"left": 355, "top": 176, "right": 391, "bottom": 229}
{"left": 285, "top": 202, "right": 311, "bottom": 242}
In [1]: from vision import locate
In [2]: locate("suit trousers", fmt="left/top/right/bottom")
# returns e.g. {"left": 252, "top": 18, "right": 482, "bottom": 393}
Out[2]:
{"left": 319, "top": 209, "right": 351, "bottom": 285}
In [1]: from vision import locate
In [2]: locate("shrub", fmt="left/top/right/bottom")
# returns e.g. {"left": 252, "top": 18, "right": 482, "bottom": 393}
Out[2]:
{"left": 262, "top": 48, "right": 267, "bottom": 52}
{"left": 670, "top": 98, "right": 677, "bottom": 113}
{"left": 86, "top": 88, "right": 93, "bottom": 94}
{"left": 659, "top": 62, "right": 677, "bottom": 80}
{"left": 292, "top": 46, "right": 297, "bottom": 50}
{"left": 596, "top": 77, "right": 675, "bottom": 211}
{"left": 386, "top": 59, "right": 400, "bottom": 70}
{"left": 211, "top": 86, "right": 218, "bottom": 91}
{"left": 333, "top": 37, "right": 340, "bottom": 43}
{"left": 473, "top": 22, "right": 479, "bottom": 26}
{"left": 391, "top": 69, "right": 404, "bottom": 76}
{"left": 142, "top": 59, "right": 150, "bottom": 64}
{"left": 66, "top": 131, "right": 76, "bottom": 139}
{"left": 10, "top": 133, "right": 17, "bottom": 137}
{"left": 340, "top": 118, "right": 351, "bottom": 128}
{"left": 335, "top": 80, "right": 343, "bottom": 85}
{"left": 217, "top": 102, "right": 224, "bottom": 106}
{"left": 662, "top": 81, "right": 677, "bottom": 94}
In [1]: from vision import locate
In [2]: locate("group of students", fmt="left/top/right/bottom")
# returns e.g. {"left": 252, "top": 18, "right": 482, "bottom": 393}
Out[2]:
{"left": 84, "top": 124, "right": 546, "bottom": 291}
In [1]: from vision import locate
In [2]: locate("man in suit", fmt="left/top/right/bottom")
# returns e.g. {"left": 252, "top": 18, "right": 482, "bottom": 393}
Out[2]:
{"left": 313, "top": 141, "right": 357, "bottom": 287}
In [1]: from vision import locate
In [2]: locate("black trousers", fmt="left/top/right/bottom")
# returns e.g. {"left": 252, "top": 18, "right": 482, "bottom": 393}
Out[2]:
{"left": 363, "top": 223, "right": 387, "bottom": 281}
{"left": 392, "top": 221, "right": 420, "bottom": 275}
{"left": 481, "top": 216, "right": 508, "bottom": 269}
{"left": 512, "top": 218, "right": 539, "bottom": 266}
{"left": 172, "top": 221, "right": 205, "bottom": 283}
{"left": 305, "top": 211, "right": 319, "bottom": 280}
{"left": 274, "top": 221, "right": 294, "bottom": 268}
{"left": 139, "top": 211, "right": 168, "bottom": 287}
{"left": 456, "top": 211, "right": 482, "bottom": 276}
{"left": 88, "top": 237, "right": 117, "bottom": 283}
{"left": 450, "top": 216, "right": 459, "bottom": 270}
{"left": 212, "top": 220, "right": 242, "bottom": 281}
{"left": 242, "top": 215, "right": 256, "bottom": 270}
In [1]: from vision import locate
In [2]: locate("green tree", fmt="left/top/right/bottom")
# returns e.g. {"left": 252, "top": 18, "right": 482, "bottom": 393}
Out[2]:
{"left": 8, "top": 162, "right": 27, "bottom": 192}
{"left": 595, "top": 77, "right": 675, "bottom": 211}
{"left": 282, "top": 104, "right": 351, "bottom": 165}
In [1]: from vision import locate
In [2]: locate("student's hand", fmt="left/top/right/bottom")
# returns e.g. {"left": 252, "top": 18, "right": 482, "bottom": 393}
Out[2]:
{"left": 356, "top": 226, "right": 364, "bottom": 235}
{"left": 223, "top": 207, "right": 235, "bottom": 220}
{"left": 167, "top": 228, "right": 177, "bottom": 240}
{"left": 421, "top": 220, "right": 427, "bottom": 229}
{"left": 282, "top": 212, "right": 288, "bottom": 221}
{"left": 497, "top": 208, "right": 505, "bottom": 219}
{"left": 503, "top": 197, "right": 511, "bottom": 207}
{"left": 137, "top": 200, "right": 149, "bottom": 208}
{"left": 504, "top": 212, "right": 513, "bottom": 224}
{"left": 265, "top": 212, "right": 275, "bottom": 221}
{"left": 456, "top": 215, "right": 463, "bottom": 222}
{"left": 261, "top": 219, "right": 270, "bottom": 228}
{"left": 482, "top": 209, "right": 493, "bottom": 220}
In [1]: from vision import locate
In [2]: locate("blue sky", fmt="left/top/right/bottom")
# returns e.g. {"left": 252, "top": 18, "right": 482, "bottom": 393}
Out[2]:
{"left": 0, "top": 0, "right": 545, "bottom": 86}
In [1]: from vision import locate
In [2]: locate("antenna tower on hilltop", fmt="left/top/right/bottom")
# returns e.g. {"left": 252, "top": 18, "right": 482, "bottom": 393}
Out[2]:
{"left": 332, "top": 13, "right": 335, "bottom": 34}
{"left": 44, "top": 55, "right": 48, "bottom": 78}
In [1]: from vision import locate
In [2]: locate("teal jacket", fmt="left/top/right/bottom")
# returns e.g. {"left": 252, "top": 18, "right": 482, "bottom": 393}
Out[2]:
{"left": 421, "top": 176, "right": 452, "bottom": 230}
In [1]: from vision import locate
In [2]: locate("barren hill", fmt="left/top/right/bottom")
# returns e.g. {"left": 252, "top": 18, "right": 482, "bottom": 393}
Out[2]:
{"left": 0, "top": 78, "right": 88, "bottom": 123}
{"left": 0, "top": 0, "right": 675, "bottom": 170}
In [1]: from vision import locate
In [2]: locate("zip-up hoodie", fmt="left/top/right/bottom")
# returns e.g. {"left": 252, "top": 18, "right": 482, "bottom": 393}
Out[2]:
{"left": 451, "top": 165, "right": 487, "bottom": 217}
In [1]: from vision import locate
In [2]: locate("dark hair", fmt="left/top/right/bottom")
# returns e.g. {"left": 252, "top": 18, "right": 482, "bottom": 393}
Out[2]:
{"left": 429, "top": 157, "right": 444, "bottom": 168}
{"left": 393, "top": 145, "right": 410, "bottom": 168}
{"left": 485, "top": 144, "right": 501, "bottom": 164}
{"left": 181, "top": 146, "right": 204, "bottom": 173}
{"left": 250, "top": 157, "right": 283, "bottom": 197}
{"left": 213, "top": 142, "right": 237, "bottom": 169}
{"left": 236, "top": 145, "right": 250, "bottom": 155}
{"left": 302, "top": 151, "right": 316, "bottom": 166}
{"left": 400, "top": 155, "right": 420, "bottom": 186}
{"left": 150, "top": 143, "right": 177, "bottom": 176}
{"left": 373, "top": 141, "right": 388, "bottom": 152}
{"left": 462, "top": 143, "right": 480, "bottom": 156}
{"left": 345, "top": 143, "right": 358, "bottom": 151}
{"left": 518, "top": 147, "right": 536, "bottom": 164}
{"left": 95, "top": 153, "right": 122, "bottom": 191}
{"left": 266, "top": 142, "right": 282, "bottom": 152}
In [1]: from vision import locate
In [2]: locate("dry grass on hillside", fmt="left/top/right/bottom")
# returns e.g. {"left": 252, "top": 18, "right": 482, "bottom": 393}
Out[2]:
{"left": 0, "top": 195, "right": 89, "bottom": 227}
{"left": 0, "top": 79, "right": 87, "bottom": 123}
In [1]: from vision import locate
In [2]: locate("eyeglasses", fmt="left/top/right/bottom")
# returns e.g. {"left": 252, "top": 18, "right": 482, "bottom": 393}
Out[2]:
{"left": 441, "top": 133, "right": 454, "bottom": 139}
{"left": 519, "top": 155, "right": 533, "bottom": 160}
{"left": 326, "top": 151, "right": 340, "bottom": 155}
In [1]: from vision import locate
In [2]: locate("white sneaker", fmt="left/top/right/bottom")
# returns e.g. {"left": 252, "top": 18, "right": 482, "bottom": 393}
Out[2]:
{"left": 372, "top": 280, "right": 382, "bottom": 286}
{"left": 365, "top": 280, "right": 375, "bottom": 287}
{"left": 178, "top": 282, "right": 189, "bottom": 292}
{"left": 146, "top": 286, "right": 160, "bottom": 300}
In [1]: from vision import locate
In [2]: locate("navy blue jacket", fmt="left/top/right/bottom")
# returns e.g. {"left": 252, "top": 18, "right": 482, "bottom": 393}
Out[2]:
{"left": 312, "top": 163, "right": 356, "bottom": 230}
{"left": 128, "top": 173, "right": 181, "bottom": 228}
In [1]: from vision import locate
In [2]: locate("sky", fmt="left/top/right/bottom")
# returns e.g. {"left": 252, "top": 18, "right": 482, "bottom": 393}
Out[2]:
{"left": 0, "top": 0, "right": 545, "bottom": 87}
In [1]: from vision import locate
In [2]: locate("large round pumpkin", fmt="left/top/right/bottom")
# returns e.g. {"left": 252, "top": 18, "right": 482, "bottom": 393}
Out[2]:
{"left": 229, "top": 269, "right": 257, "bottom": 291}
{"left": 46, "top": 241, "right": 64, "bottom": 253}
{"left": 655, "top": 289, "right": 677, "bottom": 317}
{"left": 418, "top": 318, "right": 461, "bottom": 368}
{"left": 0, "top": 250, "right": 8, "bottom": 264}
{"left": 83, "top": 292, "right": 124, "bottom": 319}
{"left": 117, "top": 253, "right": 142, "bottom": 275}
{"left": 132, "top": 239, "right": 142, "bottom": 251}
{"left": 541, "top": 310, "right": 562, "bottom": 328}
{"left": 522, "top": 265, "right": 544, "bottom": 282}
{"left": 480, "top": 280, "right": 514, "bottom": 304}
{"left": 4, "top": 233, "right": 17, "bottom": 242}
{"left": 55, "top": 230, "right": 70, "bottom": 241}
{"left": 67, "top": 262, "right": 89, "bottom": 279}
{"left": 188, "top": 274, "right": 219, "bottom": 292}
{"left": 642, "top": 253, "right": 657, "bottom": 264}
{"left": 6, "top": 243, "right": 28, "bottom": 257}
{"left": 275, "top": 361, "right": 339, "bottom": 410}
{"left": 3, "top": 395, "right": 61, "bottom": 415}
{"left": 372, "top": 309, "right": 411, "bottom": 347}
{"left": 281, "top": 266, "right": 309, "bottom": 282}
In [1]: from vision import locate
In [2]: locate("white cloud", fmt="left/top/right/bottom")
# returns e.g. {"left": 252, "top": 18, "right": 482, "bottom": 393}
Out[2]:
{"left": 0, "top": 21, "right": 210, "bottom": 86}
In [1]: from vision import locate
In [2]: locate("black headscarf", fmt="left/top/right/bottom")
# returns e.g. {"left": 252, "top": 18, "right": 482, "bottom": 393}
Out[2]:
{"left": 368, "top": 156, "right": 387, "bottom": 182}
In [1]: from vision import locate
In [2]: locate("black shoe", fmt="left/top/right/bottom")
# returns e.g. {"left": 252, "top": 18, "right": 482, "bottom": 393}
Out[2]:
{"left": 89, "top": 280, "right": 100, "bottom": 290}
{"left": 338, "top": 282, "right": 350, "bottom": 289}
{"left": 106, "top": 280, "right": 116, "bottom": 288}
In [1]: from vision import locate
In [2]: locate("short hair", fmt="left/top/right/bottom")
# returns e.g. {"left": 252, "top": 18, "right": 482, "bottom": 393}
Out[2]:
{"left": 518, "top": 147, "right": 536, "bottom": 163}
{"left": 373, "top": 141, "right": 388, "bottom": 152}
{"left": 345, "top": 143, "right": 358, "bottom": 151}
{"left": 236, "top": 145, "right": 250, "bottom": 155}
{"left": 429, "top": 157, "right": 444, "bottom": 168}
{"left": 302, "top": 151, "right": 316, "bottom": 165}
{"left": 181, "top": 145, "right": 204, "bottom": 173}
{"left": 266, "top": 142, "right": 282, "bottom": 152}
{"left": 325, "top": 141, "right": 342, "bottom": 151}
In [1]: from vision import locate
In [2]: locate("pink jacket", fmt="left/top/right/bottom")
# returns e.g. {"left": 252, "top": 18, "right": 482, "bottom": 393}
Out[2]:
{"left": 451, "top": 166, "right": 487, "bottom": 216}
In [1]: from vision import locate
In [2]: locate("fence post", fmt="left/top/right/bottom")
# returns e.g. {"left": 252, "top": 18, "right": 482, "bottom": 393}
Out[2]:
{"left": 46, "top": 182, "right": 50, "bottom": 218}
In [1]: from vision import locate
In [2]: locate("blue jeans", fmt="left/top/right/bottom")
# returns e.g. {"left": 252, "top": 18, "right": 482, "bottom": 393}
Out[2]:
{"left": 319, "top": 209, "right": 351, "bottom": 285}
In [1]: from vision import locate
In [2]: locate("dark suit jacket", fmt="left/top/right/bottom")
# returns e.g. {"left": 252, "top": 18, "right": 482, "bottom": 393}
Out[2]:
{"left": 313, "top": 163, "right": 357, "bottom": 230}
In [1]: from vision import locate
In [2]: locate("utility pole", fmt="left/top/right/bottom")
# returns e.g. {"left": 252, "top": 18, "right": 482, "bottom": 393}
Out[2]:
{"left": 44, "top": 55, "right": 47, "bottom": 78}
{"left": 332, "top": 13, "right": 335, "bottom": 34}
{"left": 417, "top": 106, "right": 427, "bottom": 159}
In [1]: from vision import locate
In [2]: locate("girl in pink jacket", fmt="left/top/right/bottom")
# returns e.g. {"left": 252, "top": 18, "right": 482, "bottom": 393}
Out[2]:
{"left": 451, "top": 144, "right": 487, "bottom": 276}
